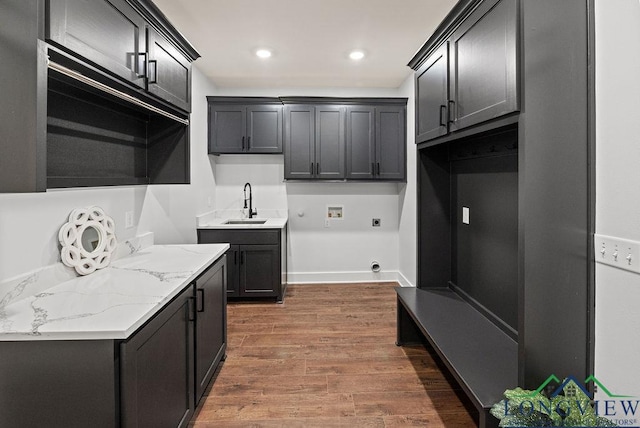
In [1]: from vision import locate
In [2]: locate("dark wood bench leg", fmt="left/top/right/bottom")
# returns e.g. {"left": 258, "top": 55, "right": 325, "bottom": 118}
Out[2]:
{"left": 396, "top": 297, "right": 424, "bottom": 346}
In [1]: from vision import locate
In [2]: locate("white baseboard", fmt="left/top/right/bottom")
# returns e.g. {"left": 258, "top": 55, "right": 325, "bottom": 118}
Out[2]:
{"left": 395, "top": 271, "right": 415, "bottom": 288}
{"left": 287, "top": 270, "right": 414, "bottom": 285}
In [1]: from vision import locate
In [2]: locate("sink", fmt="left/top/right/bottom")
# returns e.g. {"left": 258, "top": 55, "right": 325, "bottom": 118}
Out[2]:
{"left": 224, "top": 219, "right": 267, "bottom": 225}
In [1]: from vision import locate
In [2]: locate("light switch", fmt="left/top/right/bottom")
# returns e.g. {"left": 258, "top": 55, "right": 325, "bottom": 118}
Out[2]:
{"left": 462, "top": 207, "right": 470, "bottom": 225}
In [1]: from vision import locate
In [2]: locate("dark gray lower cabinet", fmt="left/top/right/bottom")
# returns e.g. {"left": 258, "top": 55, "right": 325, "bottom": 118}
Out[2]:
{"left": 0, "top": 258, "right": 227, "bottom": 427}
{"left": 121, "top": 286, "right": 194, "bottom": 428}
{"left": 198, "top": 229, "right": 286, "bottom": 302}
{"left": 194, "top": 257, "right": 227, "bottom": 403}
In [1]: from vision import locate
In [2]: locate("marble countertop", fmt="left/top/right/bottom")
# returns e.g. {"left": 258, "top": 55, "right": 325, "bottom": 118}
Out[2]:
{"left": 196, "top": 209, "right": 288, "bottom": 230}
{"left": 0, "top": 244, "right": 229, "bottom": 341}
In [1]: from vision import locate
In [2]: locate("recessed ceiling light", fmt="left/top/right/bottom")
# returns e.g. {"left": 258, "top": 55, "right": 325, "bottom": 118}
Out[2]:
{"left": 349, "top": 50, "right": 365, "bottom": 61}
{"left": 256, "top": 49, "right": 272, "bottom": 59}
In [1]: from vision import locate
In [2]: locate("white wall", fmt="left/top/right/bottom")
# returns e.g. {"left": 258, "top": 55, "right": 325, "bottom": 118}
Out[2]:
{"left": 397, "top": 75, "right": 417, "bottom": 287}
{"left": 211, "top": 86, "right": 411, "bottom": 283}
{"left": 139, "top": 66, "right": 218, "bottom": 244}
{"left": 0, "top": 66, "right": 217, "bottom": 281}
{"left": 594, "top": 0, "right": 640, "bottom": 396}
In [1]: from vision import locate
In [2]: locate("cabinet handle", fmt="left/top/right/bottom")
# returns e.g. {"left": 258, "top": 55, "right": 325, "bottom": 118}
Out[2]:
{"left": 316, "top": 163, "right": 320, "bottom": 175}
{"left": 242, "top": 136, "right": 245, "bottom": 150}
{"left": 197, "top": 288, "right": 205, "bottom": 312}
{"left": 234, "top": 250, "right": 238, "bottom": 265}
{"left": 240, "top": 251, "right": 245, "bottom": 265}
{"left": 188, "top": 296, "right": 196, "bottom": 321}
{"left": 247, "top": 136, "right": 251, "bottom": 150}
{"left": 377, "top": 163, "right": 381, "bottom": 176}
{"left": 137, "top": 52, "right": 147, "bottom": 78}
{"left": 371, "top": 162, "right": 375, "bottom": 175}
{"left": 147, "top": 59, "right": 157, "bottom": 84}
{"left": 447, "top": 100, "right": 455, "bottom": 124}
{"left": 311, "top": 162, "right": 314, "bottom": 175}
{"left": 439, "top": 105, "right": 447, "bottom": 127}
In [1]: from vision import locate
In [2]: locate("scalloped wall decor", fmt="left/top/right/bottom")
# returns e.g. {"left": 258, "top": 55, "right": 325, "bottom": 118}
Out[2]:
{"left": 58, "top": 206, "right": 117, "bottom": 275}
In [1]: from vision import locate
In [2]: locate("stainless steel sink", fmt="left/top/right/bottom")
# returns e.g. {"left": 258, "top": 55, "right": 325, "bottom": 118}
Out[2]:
{"left": 224, "top": 219, "right": 267, "bottom": 225}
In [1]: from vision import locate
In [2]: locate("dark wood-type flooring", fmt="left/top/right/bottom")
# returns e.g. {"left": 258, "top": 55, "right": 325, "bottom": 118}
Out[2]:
{"left": 190, "top": 283, "right": 478, "bottom": 427}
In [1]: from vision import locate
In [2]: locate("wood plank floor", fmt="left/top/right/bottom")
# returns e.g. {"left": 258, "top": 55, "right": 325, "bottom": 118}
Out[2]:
{"left": 190, "top": 283, "right": 478, "bottom": 427}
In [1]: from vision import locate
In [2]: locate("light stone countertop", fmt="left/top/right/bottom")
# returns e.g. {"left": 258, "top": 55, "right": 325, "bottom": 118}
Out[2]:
{"left": 0, "top": 243, "right": 228, "bottom": 341}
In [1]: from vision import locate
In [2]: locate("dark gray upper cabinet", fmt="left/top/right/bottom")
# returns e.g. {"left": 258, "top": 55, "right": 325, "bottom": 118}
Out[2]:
{"left": 315, "top": 106, "right": 346, "bottom": 179}
{"left": 376, "top": 106, "right": 406, "bottom": 181}
{"left": 284, "top": 104, "right": 315, "bottom": 179}
{"left": 284, "top": 104, "right": 345, "bottom": 180}
{"left": 346, "top": 105, "right": 406, "bottom": 181}
{"left": 247, "top": 105, "right": 283, "bottom": 153}
{"left": 147, "top": 27, "right": 191, "bottom": 112}
{"left": 47, "top": 0, "right": 194, "bottom": 113}
{"left": 449, "top": 0, "right": 518, "bottom": 131}
{"left": 208, "top": 98, "right": 283, "bottom": 154}
{"left": 346, "top": 106, "right": 375, "bottom": 179}
{"left": 284, "top": 98, "right": 406, "bottom": 181}
{"left": 415, "top": 43, "right": 449, "bottom": 142}
{"left": 47, "top": 0, "right": 147, "bottom": 89}
{"left": 194, "top": 257, "right": 227, "bottom": 405}
{"left": 412, "top": 0, "right": 518, "bottom": 143}
{"left": 0, "top": 0, "right": 199, "bottom": 192}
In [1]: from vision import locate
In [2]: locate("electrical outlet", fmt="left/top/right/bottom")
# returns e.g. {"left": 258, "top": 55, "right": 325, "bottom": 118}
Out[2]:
{"left": 372, "top": 218, "right": 381, "bottom": 227}
{"left": 324, "top": 219, "right": 330, "bottom": 228}
{"left": 125, "top": 211, "right": 134, "bottom": 229}
{"left": 595, "top": 234, "right": 640, "bottom": 274}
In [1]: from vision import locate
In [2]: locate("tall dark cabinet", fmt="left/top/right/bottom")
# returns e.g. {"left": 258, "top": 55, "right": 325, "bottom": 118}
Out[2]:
{"left": 407, "top": 0, "right": 593, "bottom": 425}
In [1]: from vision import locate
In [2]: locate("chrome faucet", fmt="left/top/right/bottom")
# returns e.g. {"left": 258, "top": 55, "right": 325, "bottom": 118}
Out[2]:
{"left": 243, "top": 182, "right": 257, "bottom": 218}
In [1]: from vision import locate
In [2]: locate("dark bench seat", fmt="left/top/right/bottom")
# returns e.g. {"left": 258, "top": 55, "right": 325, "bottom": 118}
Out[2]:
{"left": 395, "top": 286, "right": 518, "bottom": 428}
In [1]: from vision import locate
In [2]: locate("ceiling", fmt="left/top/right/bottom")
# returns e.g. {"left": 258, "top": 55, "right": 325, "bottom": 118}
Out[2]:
{"left": 151, "top": 0, "right": 458, "bottom": 89}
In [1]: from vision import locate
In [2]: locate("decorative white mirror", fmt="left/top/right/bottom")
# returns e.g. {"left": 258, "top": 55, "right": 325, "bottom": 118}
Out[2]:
{"left": 58, "top": 206, "right": 117, "bottom": 275}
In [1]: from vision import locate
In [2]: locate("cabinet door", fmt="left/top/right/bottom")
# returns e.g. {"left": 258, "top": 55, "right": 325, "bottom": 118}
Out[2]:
{"left": 47, "top": 0, "right": 146, "bottom": 88}
{"left": 239, "top": 244, "right": 279, "bottom": 297}
{"left": 195, "top": 258, "right": 227, "bottom": 404}
{"left": 209, "top": 105, "right": 246, "bottom": 154}
{"left": 415, "top": 43, "right": 449, "bottom": 142}
{"left": 247, "top": 105, "right": 283, "bottom": 153}
{"left": 376, "top": 106, "right": 406, "bottom": 181}
{"left": 147, "top": 27, "right": 191, "bottom": 112}
{"left": 315, "top": 106, "right": 345, "bottom": 179}
{"left": 225, "top": 245, "right": 240, "bottom": 297}
{"left": 284, "top": 105, "right": 315, "bottom": 179}
{"left": 346, "top": 106, "right": 375, "bottom": 180}
{"left": 120, "top": 287, "right": 194, "bottom": 428}
{"left": 449, "top": 0, "right": 518, "bottom": 131}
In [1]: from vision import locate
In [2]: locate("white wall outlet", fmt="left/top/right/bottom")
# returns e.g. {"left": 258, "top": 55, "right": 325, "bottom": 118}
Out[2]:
{"left": 324, "top": 219, "right": 330, "bottom": 228}
{"left": 207, "top": 196, "right": 212, "bottom": 207}
{"left": 595, "top": 234, "right": 640, "bottom": 274}
{"left": 462, "top": 207, "right": 470, "bottom": 225}
{"left": 125, "top": 211, "right": 134, "bottom": 229}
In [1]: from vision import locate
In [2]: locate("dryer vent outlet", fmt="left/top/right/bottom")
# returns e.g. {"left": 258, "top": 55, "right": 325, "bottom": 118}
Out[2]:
{"left": 371, "top": 261, "right": 381, "bottom": 272}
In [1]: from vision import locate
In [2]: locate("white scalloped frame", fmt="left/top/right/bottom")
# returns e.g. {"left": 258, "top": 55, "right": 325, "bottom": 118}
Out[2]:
{"left": 58, "top": 206, "right": 117, "bottom": 275}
